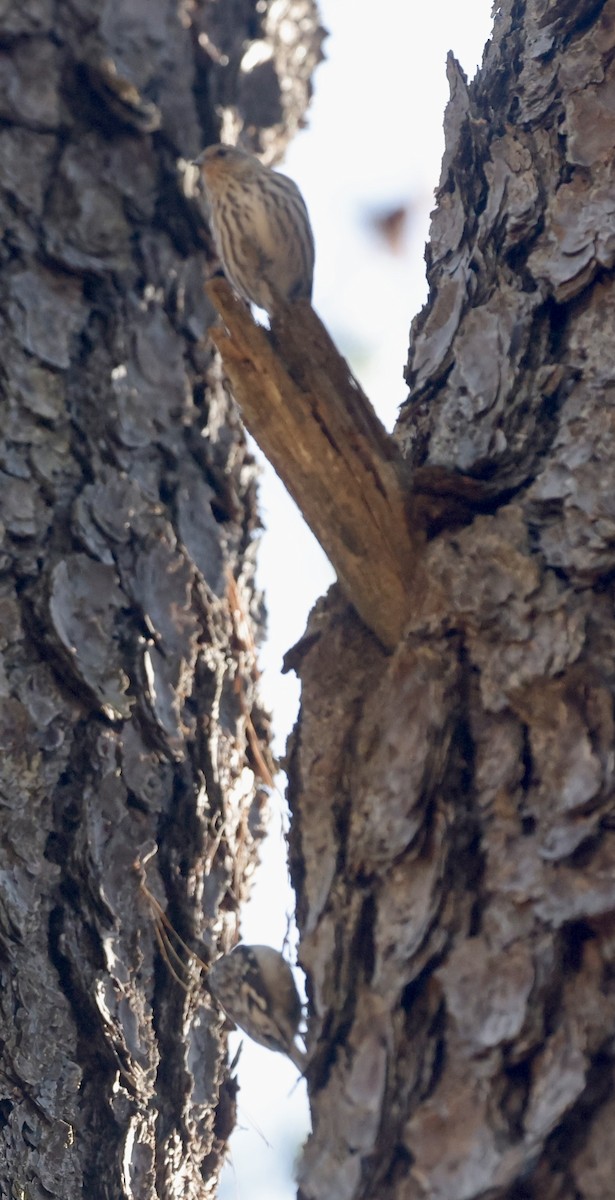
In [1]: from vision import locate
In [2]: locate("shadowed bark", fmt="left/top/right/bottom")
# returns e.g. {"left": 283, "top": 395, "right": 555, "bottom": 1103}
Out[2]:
{"left": 0, "top": 1, "right": 322, "bottom": 1196}
{"left": 286, "top": 4, "right": 615, "bottom": 1199}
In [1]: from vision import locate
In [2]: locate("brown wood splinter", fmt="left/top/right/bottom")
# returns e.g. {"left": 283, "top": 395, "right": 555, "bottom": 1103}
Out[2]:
{"left": 208, "top": 279, "right": 425, "bottom": 651}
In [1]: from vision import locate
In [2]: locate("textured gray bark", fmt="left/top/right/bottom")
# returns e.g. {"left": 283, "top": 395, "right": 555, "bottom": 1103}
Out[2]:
{"left": 289, "top": 3, "right": 615, "bottom": 1199}
{"left": 0, "top": 1, "right": 321, "bottom": 1197}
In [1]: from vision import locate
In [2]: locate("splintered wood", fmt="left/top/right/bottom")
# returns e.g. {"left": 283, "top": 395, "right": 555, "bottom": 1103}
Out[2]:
{"left": 207, "top": 279, "right": 422, "bottom": 651}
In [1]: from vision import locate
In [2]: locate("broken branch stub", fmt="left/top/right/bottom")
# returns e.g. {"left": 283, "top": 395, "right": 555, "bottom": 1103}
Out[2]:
{"left": 207, "top": 278, "right": 423, "bottom": 650}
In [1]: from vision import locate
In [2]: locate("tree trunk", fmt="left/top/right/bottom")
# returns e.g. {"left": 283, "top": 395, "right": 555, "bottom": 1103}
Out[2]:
{"left": 0, "top": 2, "right": 321, "bottom": 1196}
{"left": 290, "top": 3, "right": 615, "bottom": 1199}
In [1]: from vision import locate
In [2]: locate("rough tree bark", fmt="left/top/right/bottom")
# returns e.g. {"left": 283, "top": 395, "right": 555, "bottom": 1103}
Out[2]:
{"left": 288, "top": 3, "right": 615, "bottom": 1199}
{"left": 0, "top": 2, "right": 321, "bottom": 1197}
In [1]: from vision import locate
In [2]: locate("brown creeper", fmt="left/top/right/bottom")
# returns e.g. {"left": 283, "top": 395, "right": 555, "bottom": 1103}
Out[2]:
{"left": 195, "top": 144, "right": 315, "bottom": 316}
{"left": 208, "top": 944, "right": 306, "bottom": 1071}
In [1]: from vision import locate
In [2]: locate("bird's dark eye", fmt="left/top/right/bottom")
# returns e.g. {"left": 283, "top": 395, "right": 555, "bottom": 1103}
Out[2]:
{"left": 216, "top": 146, "right": 230, "bottom": 157}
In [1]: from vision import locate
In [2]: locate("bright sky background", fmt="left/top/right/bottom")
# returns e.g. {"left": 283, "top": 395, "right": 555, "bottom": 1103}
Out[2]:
{"left": 220, "top": 4, "right": 494, "bottom": 1199}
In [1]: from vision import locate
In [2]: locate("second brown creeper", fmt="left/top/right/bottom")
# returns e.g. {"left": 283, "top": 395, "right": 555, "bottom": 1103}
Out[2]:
{"left": 195, "top": 144, "right": 315, "bottom": 316}
{"left": 208, "top": 943, "right": 306, "bottom": 1071}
